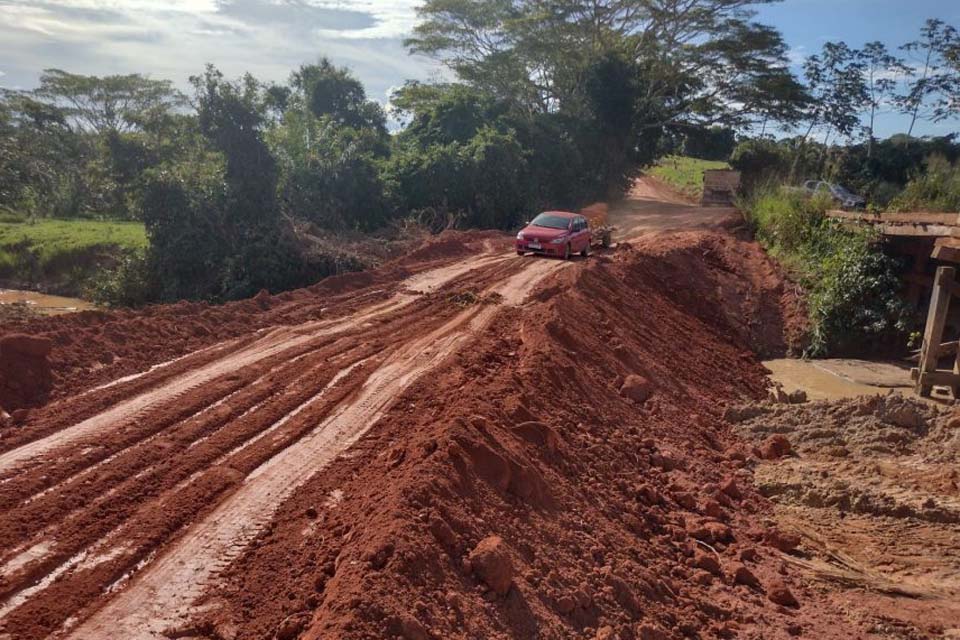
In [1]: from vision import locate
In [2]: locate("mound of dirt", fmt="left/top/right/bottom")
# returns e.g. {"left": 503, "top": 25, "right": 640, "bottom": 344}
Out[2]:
{"left": 626, "top": 231, "right": 808, "bottom": 357}
{"left": 0, "top": 231, "right": 502, "bottom": 410}
{"left": 187, "top": 232, "right": 850, "bottom": 640}
{"left": 729, "top": 393, "right": 945, "bottom": 458}
{"left": 732, "top": 393, "right": 960, "bottom": 636}
{"left": 0, "top": 333, "right": 52, "bottom": 410}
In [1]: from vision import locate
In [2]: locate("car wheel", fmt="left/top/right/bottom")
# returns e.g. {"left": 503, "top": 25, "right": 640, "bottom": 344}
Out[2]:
{"left": 516, "top": 250, "right": 524, "bottom": 256}
{"left": 580, "top": 242, "right": 590, "bottom": 258}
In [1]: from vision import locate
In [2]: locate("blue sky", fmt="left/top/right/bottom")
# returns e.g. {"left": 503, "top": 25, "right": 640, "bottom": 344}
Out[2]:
{"left": 754, "top": 0, "right": 960, "bottom": 138}
{"left": 1, "top": 1, "right": 958, "bottom": 139}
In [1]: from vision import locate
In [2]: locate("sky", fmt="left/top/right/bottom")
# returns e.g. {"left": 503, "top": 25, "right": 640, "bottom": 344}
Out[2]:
{"left": 754, "top": 0, "right": 960, "bottom": 138}
{"left": 1, "top": 0, "right": 959, "bottom": 138}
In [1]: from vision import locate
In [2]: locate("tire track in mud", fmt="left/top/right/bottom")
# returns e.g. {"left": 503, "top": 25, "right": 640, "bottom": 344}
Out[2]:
{"left": 0, "top": 342, "right": 374, "bottom": 599}
{"left": 0, "top": 251, "right": 541, "bottom": 639}
{"left": 60, "top": 257, "right": 566, "bottom": 640}
{"left": 0, "top": 254, "right": 506, "bottom": 478}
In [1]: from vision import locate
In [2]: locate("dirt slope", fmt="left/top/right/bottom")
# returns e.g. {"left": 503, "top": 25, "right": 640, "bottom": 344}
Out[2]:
{"left": 730, "top": 395, "right": 960, "bottom": 637}
{"left": 0, "top": 183, "right": 877, "bottom": 640}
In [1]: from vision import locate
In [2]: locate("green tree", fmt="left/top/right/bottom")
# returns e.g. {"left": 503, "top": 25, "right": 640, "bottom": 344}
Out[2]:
{"left": 791, "top": 42, "right": 867, "bottom": 179}
{"left": 408, "top": 0, "right": 802, "bottom": 130}
{"left": 291, "top": 59, "right": 387, "bottom": 134}
{"left": 35, "top": 69, "right": 184, "bottom": 135}
{"left": 898, "top": 19, "right": 960, "bottom": 137}
{"left": 858, "top": 42, "right": 908, "bottom": 158}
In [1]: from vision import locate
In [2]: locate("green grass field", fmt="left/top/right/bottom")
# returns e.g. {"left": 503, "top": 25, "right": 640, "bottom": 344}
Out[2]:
{"left": 649, "top": 155, "right": 730, "bottom": 198}
{"left": 0, "top": 219, "right": 147, "bottom": 285}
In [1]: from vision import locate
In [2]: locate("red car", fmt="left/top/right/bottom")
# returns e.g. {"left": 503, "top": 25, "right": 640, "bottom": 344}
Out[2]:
{"left": 516, "top": 211, "right": 591, "bottom": 259}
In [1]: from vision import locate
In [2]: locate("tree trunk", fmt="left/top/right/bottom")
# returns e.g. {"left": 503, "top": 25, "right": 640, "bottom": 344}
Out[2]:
{"left": 789, "top": 121, "right": 817, "bottom": 183}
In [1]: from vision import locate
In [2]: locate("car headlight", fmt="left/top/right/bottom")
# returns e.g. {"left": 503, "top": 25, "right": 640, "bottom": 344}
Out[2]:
{"left": 550, "top": 235, "right": 567, "bottom": 244}
{"left": 516, "top": 232, "right": 524, "bottom": 240}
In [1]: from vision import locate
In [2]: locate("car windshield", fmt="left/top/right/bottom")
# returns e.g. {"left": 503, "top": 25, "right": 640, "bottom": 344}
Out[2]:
{"left": 530, "top": 213, "right": 570, "bottom": 230}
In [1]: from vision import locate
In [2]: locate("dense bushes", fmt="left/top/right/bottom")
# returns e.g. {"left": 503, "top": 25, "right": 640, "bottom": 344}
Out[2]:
{"left": 888, "top": 155, "right": 960, "bottom": 213}
{"left": 740, "top": 186, "right": 911, "bottom": 356}
{"left": 730, "top": 134, "right": 960, "bottom": 208}
{"left": 680, "top": 127, "right": 737, "bottom": 161}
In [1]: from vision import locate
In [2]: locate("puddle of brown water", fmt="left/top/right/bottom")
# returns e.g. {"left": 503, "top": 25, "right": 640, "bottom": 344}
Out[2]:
{"left": 762, "top": 358, "right": 913, "bottom": 401}
{"left": 0, "top": 289, "right": 95, "bottom": 315}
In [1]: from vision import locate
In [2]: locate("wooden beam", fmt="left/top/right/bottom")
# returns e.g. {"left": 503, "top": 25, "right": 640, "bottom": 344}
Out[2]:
{"left": 933, "top": 237, "right": 960, "bottom": 264}
{"left": 879, "top": 223, "right": 960, "bottom": 238}
{"left": 910, "top": 368, "right": 960, "bottom": 388}
{"left": 827, "top": 210, "right": 960, "bottom": 225}
{"left": 916, "top": 266, "right": 956, "bottom": 397}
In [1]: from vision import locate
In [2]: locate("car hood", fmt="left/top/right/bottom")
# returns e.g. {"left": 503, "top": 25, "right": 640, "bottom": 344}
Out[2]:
{"left": 520, "top": 225, "right": 569, "bottom": 240}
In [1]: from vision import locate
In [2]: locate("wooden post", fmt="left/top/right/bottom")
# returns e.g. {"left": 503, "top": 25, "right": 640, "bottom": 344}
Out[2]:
{"left": 915, "top": 266, "right": 955, "bottom": 396}
{"left": 906, "top": 250, "right": 929, "bottom": 309}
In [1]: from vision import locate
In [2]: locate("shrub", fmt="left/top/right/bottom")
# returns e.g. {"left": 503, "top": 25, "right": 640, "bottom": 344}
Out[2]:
{"left": 741, "top": 184, "right": 911, "bottom": 356}
{"left": 86, "top": 251, "right": 157, "bottom": 307}
{"left": 729, "top": 139, "right": 793, "bottom": 190}
{"left": 807, "top": 243, "right": 910, "bottom": 356}
{"left": 888, "top": 155, "right": 960, "bottom": 213}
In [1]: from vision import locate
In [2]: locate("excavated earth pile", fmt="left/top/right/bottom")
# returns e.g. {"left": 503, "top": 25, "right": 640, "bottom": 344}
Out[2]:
{"left": 0, "top": 226, "right": 883, "bottom": 640}
{"left": 730, "top": 395, "right": 960, "bottom": 637}
{"left": 0, "top": 230, "right": 500, "bottom": 413}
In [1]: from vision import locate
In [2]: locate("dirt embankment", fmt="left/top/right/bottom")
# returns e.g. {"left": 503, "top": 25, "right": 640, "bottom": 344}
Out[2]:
{"left": 0, "top": 224, "right": 829, "bottom": 640}
{"left": 0, "top": 230, "right": 503, "bottom": 414}
{"left": 184, "top": 235, "right": 825, "bottom": 640}
{"left": 730, "top": 394, "right": 960, "bottom": 637}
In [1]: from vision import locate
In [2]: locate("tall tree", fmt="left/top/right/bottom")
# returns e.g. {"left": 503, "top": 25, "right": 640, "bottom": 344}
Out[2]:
{"left": 897, "top": 19, "right": 960, "bottom": 137}
{"left": 407, "top": 0, "right": 802, "bottom": 131}
{"left": 791, "top": 42, "right": 867, "bottom": 178}
{"left": 290, "top": 59, "right": 387, "bottom": 134}
{"left": 34, "top": 69, "right": 184, "bottom": 135}
{"left": 858, "top": 41, "right": 908, "bottom": 157}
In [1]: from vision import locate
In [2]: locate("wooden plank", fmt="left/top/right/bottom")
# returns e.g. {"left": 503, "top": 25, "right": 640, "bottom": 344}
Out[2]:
{"left": 911, "top": 369, "right": 960, "bottom": 388}
{"left": 826, "top": 210, "right": 880, "bottom": 223}
{"left": 881, "top": 212, "right": 960, "bottom": 225}
{"left": 916, "top": 266, "right": 955, "bottom": 397}
{"left": 827, "top": 210, "right": 960, "bottom": 225}
{"left": 879, "top": 223, "right": 960, "bottom": 237}
{"left": 937, "top": 244, "right": 960, "bottom": 264}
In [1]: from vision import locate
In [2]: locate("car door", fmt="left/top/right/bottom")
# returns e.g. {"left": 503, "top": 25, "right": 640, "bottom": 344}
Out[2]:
{"left": 573, "top": 217, "right": 586, "bottom": 251}
{"left": 578, "top": 216, "right": 590, "bottom": 251}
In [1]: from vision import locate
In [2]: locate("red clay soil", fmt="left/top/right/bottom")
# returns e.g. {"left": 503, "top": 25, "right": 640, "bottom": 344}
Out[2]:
{"left": 0, "top": 227, "right": 875, "bottom": 640}
{"left": 0, "top": 230, "right": 505, "bottom": 414}
{"left": 187, "top": 235, "right": 846, "bottom": 640}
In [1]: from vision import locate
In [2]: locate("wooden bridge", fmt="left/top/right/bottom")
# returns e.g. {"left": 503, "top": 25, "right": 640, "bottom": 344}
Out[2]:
{"left": 827, "top": 209, "right": 960, "bottom": 397}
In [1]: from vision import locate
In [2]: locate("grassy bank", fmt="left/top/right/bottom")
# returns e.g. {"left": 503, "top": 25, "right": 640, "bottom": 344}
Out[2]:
{"left": 740, "top": 187, "right": 911, "bottom": 356}
{"left": 649, "top": 155, "right": 729, "bottom": 198}
{"left": 0, "top": 219, "right": 147, "bottom": 296}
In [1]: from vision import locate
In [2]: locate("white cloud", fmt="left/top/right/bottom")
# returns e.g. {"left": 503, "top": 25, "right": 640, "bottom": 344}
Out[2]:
{"left": 0, "top": 0, "right": 441, "bottom": 103}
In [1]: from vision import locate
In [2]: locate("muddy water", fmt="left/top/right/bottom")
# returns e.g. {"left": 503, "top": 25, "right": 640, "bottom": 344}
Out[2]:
{"left": 0, "top": 289, "right": 95, "bottom": 315}
{"left": 763, "top": 358, "right": 913, "bottom": 401}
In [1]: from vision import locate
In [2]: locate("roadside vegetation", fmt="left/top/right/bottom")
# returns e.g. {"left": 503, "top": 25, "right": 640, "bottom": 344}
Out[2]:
{"left": 649, "top": 156, "right": 729, "bottom": 199}
{"left": 888, "top": 155, "right": 960, "bottom": 213}
{"left": 0, "top": 219, "right": 146, "bottom": 296}
{"left": 739, "top": 186, "right": 911, "bottom": 356}
{"left": 0, "top": 5, "right": 958, "bottom": 317}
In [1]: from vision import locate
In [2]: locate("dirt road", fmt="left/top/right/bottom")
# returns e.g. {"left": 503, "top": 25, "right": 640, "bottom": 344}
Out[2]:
{"left": 607, "top": 176, "right": 737, "bottom": 240}
{"left": 1, "top": 177, "right": 946, "bottom": 640}
{"left": 0, "top": 241, "right": 579, "bottom": 637}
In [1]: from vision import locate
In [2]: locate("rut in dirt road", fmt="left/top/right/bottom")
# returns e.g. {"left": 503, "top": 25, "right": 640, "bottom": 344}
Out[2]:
{"left": 0, "top": 251, "right": 567, "bottom": 639}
